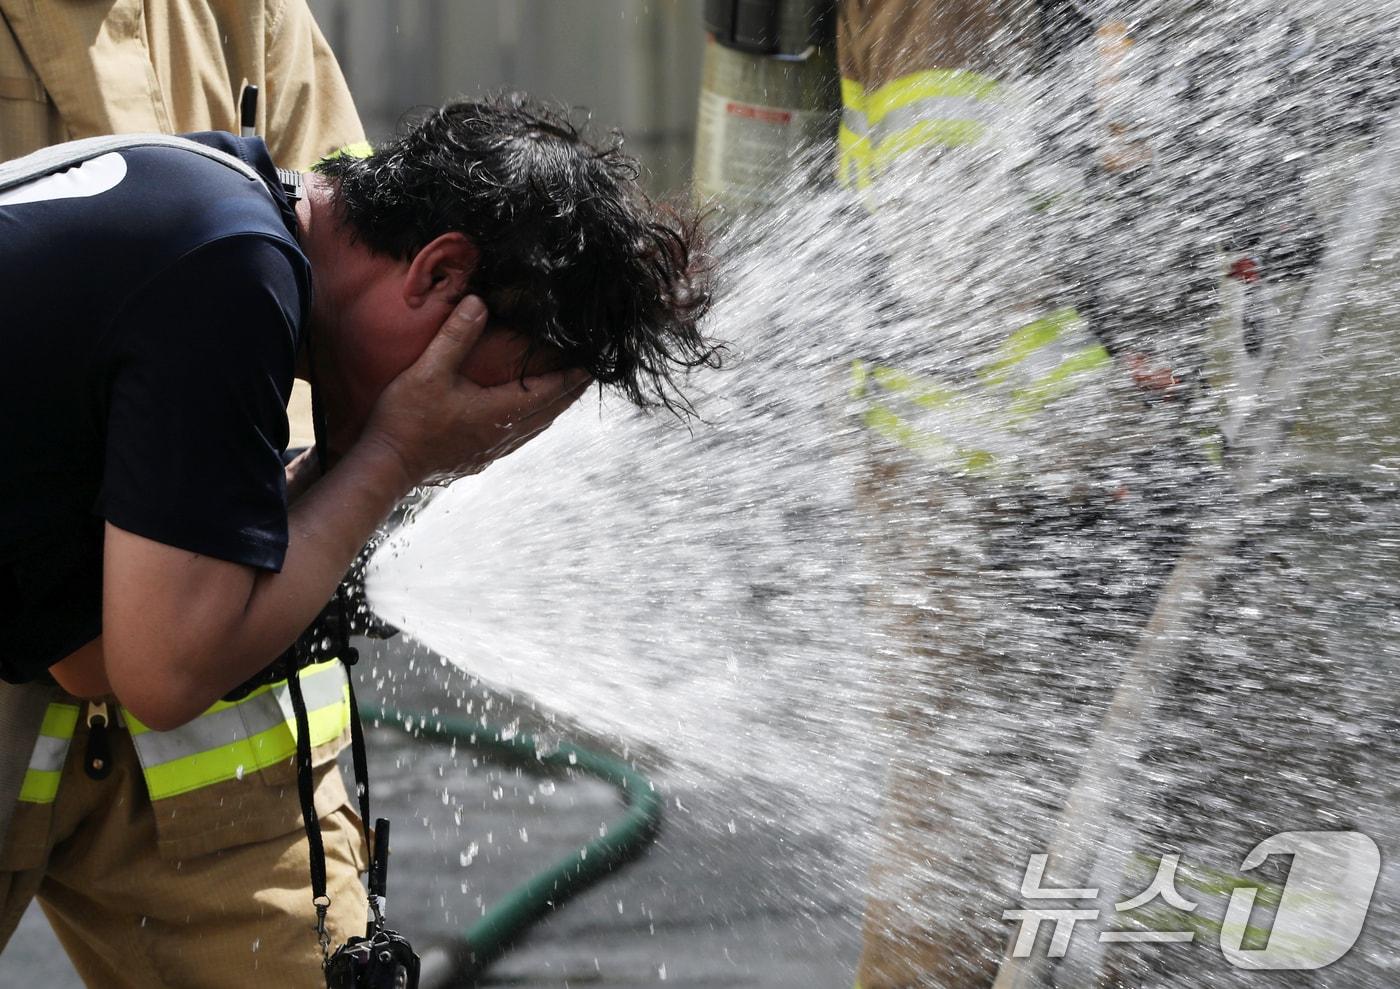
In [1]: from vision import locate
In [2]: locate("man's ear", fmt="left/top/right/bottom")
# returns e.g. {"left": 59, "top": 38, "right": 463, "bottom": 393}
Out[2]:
{"left": 403, "top": 233, "right": 481, "bottom": 309}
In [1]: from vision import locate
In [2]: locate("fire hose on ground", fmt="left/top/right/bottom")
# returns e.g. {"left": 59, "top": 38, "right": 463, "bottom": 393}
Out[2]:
{"left": 361, "top": 705, "right": 664, "bottom": 987}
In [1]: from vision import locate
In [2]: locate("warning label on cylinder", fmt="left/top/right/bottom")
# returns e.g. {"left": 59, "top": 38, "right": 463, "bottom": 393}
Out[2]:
{"left": 725, "top": 101, "right": 793, "bottom": 126}
{"left": 694, "top": 91, "right": 834, "bottom": 211}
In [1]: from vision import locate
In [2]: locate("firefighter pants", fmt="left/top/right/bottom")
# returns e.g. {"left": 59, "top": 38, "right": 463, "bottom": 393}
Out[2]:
{"left": 0, "top": 711, "right": 367, "bottom": 987}
{"left": 853, "top": 443, "right": 1167, "bottom": 989}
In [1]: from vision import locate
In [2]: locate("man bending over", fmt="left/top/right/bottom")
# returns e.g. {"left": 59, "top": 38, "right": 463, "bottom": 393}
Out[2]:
{"left": 0, "top": 94, "right": 714, "bottom": 984}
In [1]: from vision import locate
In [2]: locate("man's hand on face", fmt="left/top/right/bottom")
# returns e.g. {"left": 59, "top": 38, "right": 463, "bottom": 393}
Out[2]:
{"left": 97, "top": 305, "right": 589, "bottom": 730}
{"left": 363, "top": 294, "right": 592, "bottom": 486}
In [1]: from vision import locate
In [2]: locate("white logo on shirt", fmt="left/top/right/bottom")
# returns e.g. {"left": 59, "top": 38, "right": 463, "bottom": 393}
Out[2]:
{"left": 0, "top": 151, "right": 128, "bottom": 207}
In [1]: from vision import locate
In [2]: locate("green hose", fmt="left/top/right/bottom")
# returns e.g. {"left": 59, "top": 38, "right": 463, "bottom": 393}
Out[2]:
{"left": 364, "top": 706, "right": 664, "bottom": 985}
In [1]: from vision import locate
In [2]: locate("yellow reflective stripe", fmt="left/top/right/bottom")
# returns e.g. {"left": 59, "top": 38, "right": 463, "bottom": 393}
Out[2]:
{"left": 870, "top": 366, "right": 959, "bottom": 409}
{"left": 862, "top": 404, "right": 993, "bottom": 475}
{"left": 128, "top": 660, "right": 349, "bottom": 800}
{"left": 859, "top": 365, "right": 988, "bottom": 469}
{"left": 39, "top": 702, "right": 79, "bottom": 740}
{"left": 864, "top": 69, "right": 1000, "bottom": 125}
{"left": 140, "top": 685, "right": 350, "bottom": 800}
{"left": 19, "top": 702, "right": 80, "bottom": 804}
{"left": 840, "top": 78, "right": 871, "bottom": 192}
{"left": 877, "top": 97, "right": 997, "bottom": 137}
{"left": 870, "top": 366, "right": 920, "bottom": 392}
{"left": 855, "top": 361, "right": 958, "bottom": 407}
{"left": 837, "top": 123, "right": 872, "bottom": 190}
{"left": 981, "top": 307, "right": 1082, "bottom": 386}
{"left": 840, "top": 70, "right": 1002, "bottom": 190}
{"left": 841, "top": 71, "right": 1001, "bottom": 190}
{"left": 850, "top": 358, "right": 870, "bottom": 398}
{"left": 18, "top": 769, "right": 60, "bottom": 803}
{"left": 851, "top": 309, "right": 1109, "bottom": 462}
{"left": 1007, "top": 345, "right": 1112, "bottom": 419}
{"left": 842, "top": 116, "right": 987, "bottom": 184}
{"left": 130, "top": 670, "right": 345, "bottom": 768}
{"left": 873, "top": 119, "right": 988, "bottom": 168}
{"left": 863, "top": 404, "right": 943, "bottom": 453}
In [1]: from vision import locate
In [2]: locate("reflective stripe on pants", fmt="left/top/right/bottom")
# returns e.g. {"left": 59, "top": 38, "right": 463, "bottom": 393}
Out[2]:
{"left": 18, "top": 660, "right": 350, "bottom": 804}
{"left": 126, "top": 659, "right": 351, "bottom": 800}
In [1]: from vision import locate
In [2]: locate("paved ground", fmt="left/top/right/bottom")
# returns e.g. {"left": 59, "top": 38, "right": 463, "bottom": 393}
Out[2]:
{"left": 3, "top": 636, "right": 864, "bottom": 987}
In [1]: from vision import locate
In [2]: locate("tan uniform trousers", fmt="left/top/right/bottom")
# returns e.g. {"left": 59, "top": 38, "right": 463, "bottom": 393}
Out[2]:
{"left": 0, "top": 712, "right": 368, "bottom": 987}
{"left": 841, "top": 3, "right": 1044, "bottom": 986}
{"left": 854, "top": 440, "right": 1147, "bottom": 989}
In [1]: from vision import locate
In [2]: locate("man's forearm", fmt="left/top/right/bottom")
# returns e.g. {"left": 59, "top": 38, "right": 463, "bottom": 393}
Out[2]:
{"left": 103, "top": 437, "right": 414, "bottom": 729}
{"left": 239, "top": 435, "right": 414, "bottom": 668}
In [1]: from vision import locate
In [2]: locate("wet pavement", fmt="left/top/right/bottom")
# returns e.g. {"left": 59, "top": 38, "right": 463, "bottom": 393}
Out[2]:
{"left": 3, "top": 635, "right": 863, "bottom": 987}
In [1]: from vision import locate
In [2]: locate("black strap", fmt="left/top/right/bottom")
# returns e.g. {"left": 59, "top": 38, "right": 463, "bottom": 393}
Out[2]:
{"left": 343, "top": 647, "right": 373, "bottom": 843}
{"left": 286, "top": 669, "right": 333, "bottom": 959}
{"left": 340, "top": 635, "right": 386, "bottom": 930}
{"left": 289, "top": 271, "right": 383, "bottom": 962}
{"left": 288, "top": 608, "right": 379, "bottom": 960}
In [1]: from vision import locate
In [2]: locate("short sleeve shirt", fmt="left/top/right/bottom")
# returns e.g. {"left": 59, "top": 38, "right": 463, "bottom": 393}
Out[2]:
{"left": 0, "top": 133, "right": 311, "bottom": 681}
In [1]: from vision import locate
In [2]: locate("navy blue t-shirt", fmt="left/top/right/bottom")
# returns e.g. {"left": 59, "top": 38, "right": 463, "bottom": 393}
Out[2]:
{"left": 0, "top": 133, "right": 311, "bottom": 681}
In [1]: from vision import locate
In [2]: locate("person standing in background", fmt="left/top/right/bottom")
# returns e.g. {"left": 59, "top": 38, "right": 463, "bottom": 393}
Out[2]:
{"left": 838, "top": 2, "right": 1207, "bottom": 986}
{"left": 0, "top": 0, "right": 365, "bottom": 166}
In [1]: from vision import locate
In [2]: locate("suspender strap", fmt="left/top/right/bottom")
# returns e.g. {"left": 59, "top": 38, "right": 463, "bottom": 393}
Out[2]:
{"left": 286, "top": 670, "right": 333, "bottom": 959}
{"left": 344, "top": 649, "right": 374, "bottom": 851}
{"left": 288, "top": 625, "right": 379, "bottom": 961}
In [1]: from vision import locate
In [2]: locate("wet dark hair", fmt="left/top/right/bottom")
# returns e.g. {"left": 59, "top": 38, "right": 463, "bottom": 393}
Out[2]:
{"left": 315, "top": 94, "right": 719, "bottom": 413}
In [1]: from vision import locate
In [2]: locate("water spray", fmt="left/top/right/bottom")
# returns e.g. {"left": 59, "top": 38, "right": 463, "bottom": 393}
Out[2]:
{"left": 362, "top": 5, "right": 1400, "bottom": 986}
{"left": 993, "top": 101, "right": 1400, "bottom": 989}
